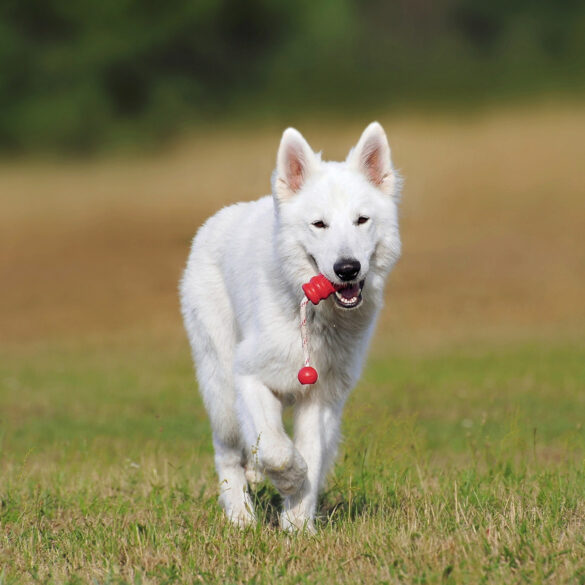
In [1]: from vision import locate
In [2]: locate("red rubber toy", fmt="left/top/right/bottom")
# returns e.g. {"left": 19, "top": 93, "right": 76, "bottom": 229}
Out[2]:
{"left": 298, "top": 366, "right": 318, "bottom": 385}
{"left": 302, "top": 274, "right": 336, "bottom": 305}
{"left": 298, "top": 274, "right": 337, "bottom": 385}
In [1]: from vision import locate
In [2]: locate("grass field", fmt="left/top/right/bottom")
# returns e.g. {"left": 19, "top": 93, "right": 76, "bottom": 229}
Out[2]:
{"left": 1, "top": 101, "right": 585, "bottom": 583}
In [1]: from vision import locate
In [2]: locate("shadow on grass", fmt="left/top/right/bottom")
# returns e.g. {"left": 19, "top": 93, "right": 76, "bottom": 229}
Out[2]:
{"left": 248, "top": 478, "right": 380, "bottom": 529}
{"left": 318, "top": 484, "right": 380, "bottom": 527}
{"left": 249, "top": 483, "right": 283, "bottom": 528}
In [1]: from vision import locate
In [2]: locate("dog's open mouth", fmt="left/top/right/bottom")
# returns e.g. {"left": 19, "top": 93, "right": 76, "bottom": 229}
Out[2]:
{"left": 333, "top": 280, "right": 365, "bottom": 309}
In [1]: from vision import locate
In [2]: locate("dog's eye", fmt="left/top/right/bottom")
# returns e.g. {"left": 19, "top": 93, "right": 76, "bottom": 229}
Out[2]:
{"left": 312, "top": 220, "right": 328, "bottom": 229}
{"left": 357, "top": 216, "right": 370, "bottom": 225}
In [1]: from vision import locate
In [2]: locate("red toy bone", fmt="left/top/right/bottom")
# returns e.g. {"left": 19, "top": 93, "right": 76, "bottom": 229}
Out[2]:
{"left": 297, "top": 274, "right": 337, "bottom": 385}
{"left": 302, "top": 274, "right": 336, "bottom": 305}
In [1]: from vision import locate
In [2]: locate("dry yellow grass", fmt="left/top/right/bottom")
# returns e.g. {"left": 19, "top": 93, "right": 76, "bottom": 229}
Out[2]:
{"left": 1, "top": 100, "right": 584, "bottom": 349}
{"left": 2, "top": 101, "right": 585, "bottom": 584}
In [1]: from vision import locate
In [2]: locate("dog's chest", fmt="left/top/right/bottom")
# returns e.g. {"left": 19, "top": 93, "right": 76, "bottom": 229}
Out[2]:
{"left": 254, "top": 308, "right": 370, "bottom": 396}
{"left": 310, "top": 316, "right": 368, "bottom": 383}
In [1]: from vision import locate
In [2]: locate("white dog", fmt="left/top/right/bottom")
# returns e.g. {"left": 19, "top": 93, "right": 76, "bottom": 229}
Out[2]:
{"left": 180, "top": 122, "right": 401, "bottom": 531}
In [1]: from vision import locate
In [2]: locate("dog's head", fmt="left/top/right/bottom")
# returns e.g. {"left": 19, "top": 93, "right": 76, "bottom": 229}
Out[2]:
{"left": 272, "top": 122, "right": 402, "bottom": 310}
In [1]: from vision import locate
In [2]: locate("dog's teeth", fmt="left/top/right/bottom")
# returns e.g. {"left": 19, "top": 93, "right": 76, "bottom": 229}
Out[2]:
{"left": 336, "top": 294, "right": 357, "bottom": 304}
{"left": 334, "top": 288, "right": 361, "bottom": 308}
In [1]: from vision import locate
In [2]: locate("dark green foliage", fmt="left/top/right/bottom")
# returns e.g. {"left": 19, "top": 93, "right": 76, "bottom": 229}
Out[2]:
{"left": 0, "top": 0, "right": 584, "bottom": 152}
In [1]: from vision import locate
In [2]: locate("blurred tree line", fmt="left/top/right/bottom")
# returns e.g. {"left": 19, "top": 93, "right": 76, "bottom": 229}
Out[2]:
{"left": 0, "top": 0, "right": 584, "bottom": 153}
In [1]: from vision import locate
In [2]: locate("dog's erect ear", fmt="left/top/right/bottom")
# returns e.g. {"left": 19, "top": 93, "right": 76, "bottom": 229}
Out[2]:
{"left": 274, "top": 128, "right": 319, "bottom": 201}
{"left": 348, "top": 122, "right": 397, "bottom": 197}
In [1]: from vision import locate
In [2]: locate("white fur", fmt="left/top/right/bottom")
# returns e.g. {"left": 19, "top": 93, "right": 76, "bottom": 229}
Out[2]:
{"left": 180, "top": 122, "right": 402, "bottom": 531}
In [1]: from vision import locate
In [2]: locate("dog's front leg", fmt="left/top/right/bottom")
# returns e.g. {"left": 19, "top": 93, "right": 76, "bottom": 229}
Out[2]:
{"left": 235, "top": 374, "right": 307, "bottom": 496}
{"left": 281, "top": 396, "right": 343, "bottom": 532}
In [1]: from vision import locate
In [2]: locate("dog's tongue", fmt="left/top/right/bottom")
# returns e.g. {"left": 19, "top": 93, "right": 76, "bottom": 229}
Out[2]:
{"left": 336, "top": 283, "right": 360, "bottom": 300}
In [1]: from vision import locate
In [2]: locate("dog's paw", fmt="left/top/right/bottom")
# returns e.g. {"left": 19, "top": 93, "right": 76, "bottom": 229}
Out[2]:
{"left": 219, "top": 489, "right": 256, "bottom": 528}
{"left": 228, "top": 507, "right": 256, "bottom": 528}
{"left": 280, "top": 511, "right": 316, "bottom": 534}
{"left": 262, "top": 444, "right": 308, "bottom": 496}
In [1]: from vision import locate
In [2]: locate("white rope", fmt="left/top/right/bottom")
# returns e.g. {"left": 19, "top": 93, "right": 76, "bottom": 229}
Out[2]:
{"left": 299, "top": 297, "right": 311, "bottom": 367}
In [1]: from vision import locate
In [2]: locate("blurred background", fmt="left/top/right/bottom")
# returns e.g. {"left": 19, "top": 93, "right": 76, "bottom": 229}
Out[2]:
{"left": 1, "top": 0, "right": 584, "bottom": 353}
{"left": 1, "top": 0, "right": 585, "bottom": 153}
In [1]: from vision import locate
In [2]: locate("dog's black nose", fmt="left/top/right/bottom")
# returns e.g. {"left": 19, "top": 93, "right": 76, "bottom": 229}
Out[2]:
{"left": 334, "top": 258, "right": 361, "bottom": 281}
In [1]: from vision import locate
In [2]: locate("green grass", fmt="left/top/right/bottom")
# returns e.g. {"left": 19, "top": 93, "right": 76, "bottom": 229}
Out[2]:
{"left": 1, "top": 339, "right": 585, "bottom": 584}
